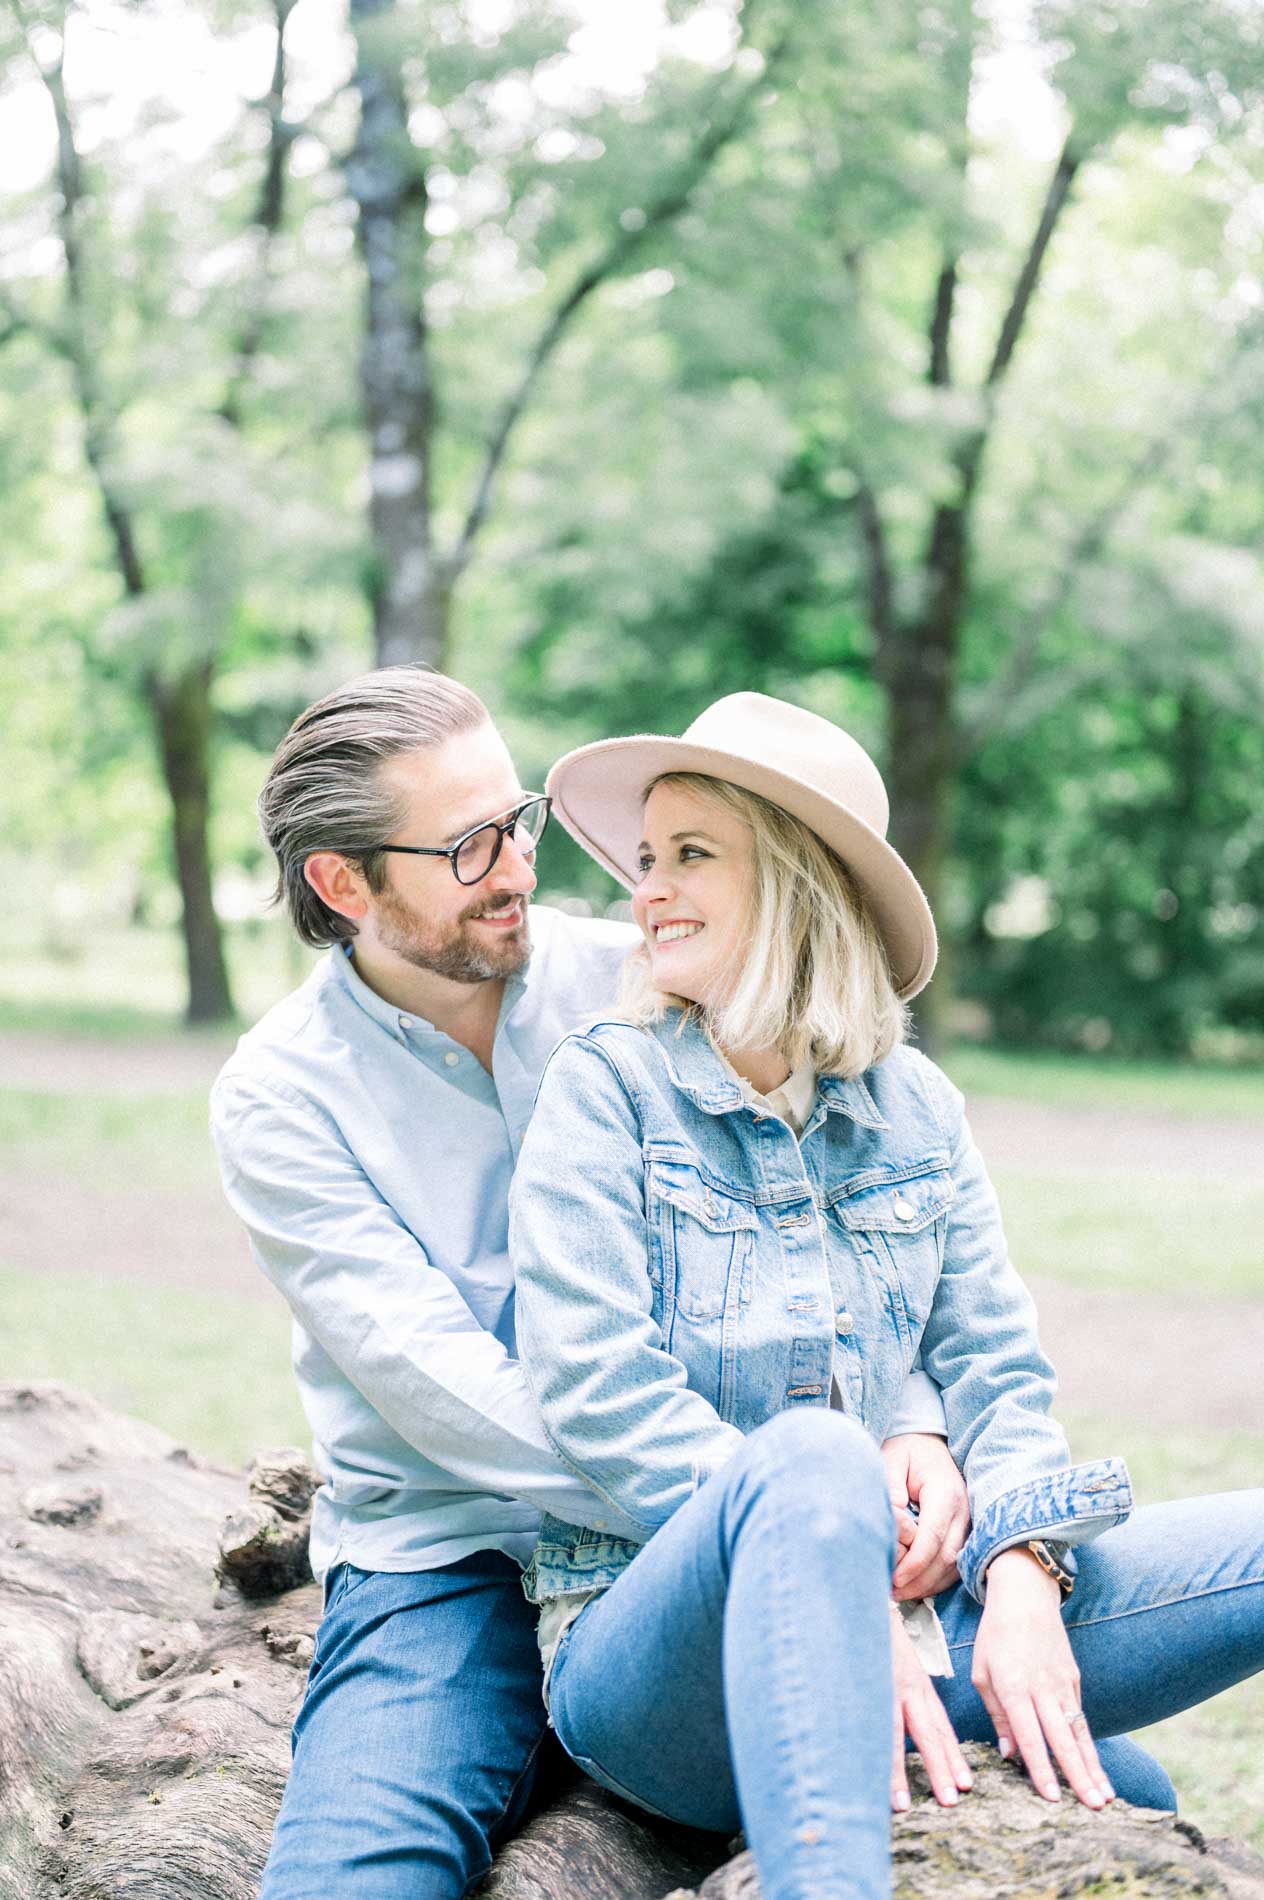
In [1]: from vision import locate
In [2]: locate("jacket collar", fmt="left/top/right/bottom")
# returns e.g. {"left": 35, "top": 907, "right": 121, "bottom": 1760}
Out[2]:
{"left": 647, "top": 1011, "right": 889, "bottom": 1130}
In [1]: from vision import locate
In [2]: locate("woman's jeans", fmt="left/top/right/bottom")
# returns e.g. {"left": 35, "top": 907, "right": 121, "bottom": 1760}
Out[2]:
{"left": 549, "top": 1410, "right": 1264, "bottom": 1900}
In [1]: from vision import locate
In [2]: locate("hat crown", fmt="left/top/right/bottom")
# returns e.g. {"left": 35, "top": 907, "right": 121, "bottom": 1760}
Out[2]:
{"left": 681, "top": 693, "right": 889, "bottom": 839}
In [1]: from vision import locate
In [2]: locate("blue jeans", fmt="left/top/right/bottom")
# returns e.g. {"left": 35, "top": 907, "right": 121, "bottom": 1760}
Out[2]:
{"left": 260, "top": 1550, "right": 549, "bottom": 1899}
{"left": 550, "top": 1411, "right": 1263, "bottom": 1900}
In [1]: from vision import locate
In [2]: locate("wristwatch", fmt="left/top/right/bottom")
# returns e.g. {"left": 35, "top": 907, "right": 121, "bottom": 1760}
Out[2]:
{"left": 1024, "top": 1538, "right": 1075, "bottom": 1598}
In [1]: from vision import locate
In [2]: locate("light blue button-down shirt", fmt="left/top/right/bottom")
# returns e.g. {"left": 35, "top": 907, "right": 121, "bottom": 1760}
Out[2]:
{"left": 210, "top": 905, "right": 945, "bottom": 1584}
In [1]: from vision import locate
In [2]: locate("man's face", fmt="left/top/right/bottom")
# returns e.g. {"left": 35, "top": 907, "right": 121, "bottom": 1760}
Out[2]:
{"left": 365, "top": 723, "right": 538, "bottom": 984}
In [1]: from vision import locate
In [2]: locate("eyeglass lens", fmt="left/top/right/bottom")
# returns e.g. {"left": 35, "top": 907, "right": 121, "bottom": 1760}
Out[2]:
{"left": 454, "top": 799, "right": 549, "bottom": 883}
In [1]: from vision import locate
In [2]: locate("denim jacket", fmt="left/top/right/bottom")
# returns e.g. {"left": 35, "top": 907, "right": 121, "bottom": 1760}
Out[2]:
{"left": 510, "top": 1012, "right": 1131, "bottom": 1608}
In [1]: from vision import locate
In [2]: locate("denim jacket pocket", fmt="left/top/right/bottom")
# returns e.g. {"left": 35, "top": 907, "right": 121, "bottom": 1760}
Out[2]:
{"left": 648, "top": 1159, "right": 758, "bottom": 1323}
{"left": 829, "top": 1166, "right": 954, "bottom": 1350}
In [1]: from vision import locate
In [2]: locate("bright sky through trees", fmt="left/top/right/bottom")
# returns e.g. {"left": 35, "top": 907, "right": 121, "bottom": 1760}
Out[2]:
{"left": 2, "top": 0, "right": 1065, "bottom": 208}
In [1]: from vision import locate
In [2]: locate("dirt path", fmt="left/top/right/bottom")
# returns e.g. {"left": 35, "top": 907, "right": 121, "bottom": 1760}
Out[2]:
{"left": 4, "top": 1029, "right": 1262, "bottom": 1433}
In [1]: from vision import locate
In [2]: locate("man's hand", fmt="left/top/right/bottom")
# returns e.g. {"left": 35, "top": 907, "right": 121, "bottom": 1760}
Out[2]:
{"left": 971, "top": 1548, "right": 1114, "bottom": 1810}
{"left": 889, "top": 1606, "right": 974, "bottom": 1812}
{"left": 881, "top": 1433, "right": 971, "bottom": 1601}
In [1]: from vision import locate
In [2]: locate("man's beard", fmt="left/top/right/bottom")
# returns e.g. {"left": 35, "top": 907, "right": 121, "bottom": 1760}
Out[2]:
{"left": 375, "top": 887, "right": 532, "bottom": 984}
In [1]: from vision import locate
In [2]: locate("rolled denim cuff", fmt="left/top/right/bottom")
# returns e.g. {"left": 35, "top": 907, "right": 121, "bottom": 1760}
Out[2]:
{"left": 959, "top": 1456, "right": 1133, "bottom": 1603}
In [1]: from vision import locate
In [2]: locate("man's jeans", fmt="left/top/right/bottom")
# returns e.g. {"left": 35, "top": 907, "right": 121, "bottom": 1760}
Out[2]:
{"left": 260, "top": 1551, "right": 549, "bottom": 1899}
{"left": 550, "top": 1411, "right": 1261, "bottom": 1900}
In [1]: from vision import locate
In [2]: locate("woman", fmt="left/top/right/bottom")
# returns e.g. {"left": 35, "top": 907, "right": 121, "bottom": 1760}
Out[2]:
{"left": 509, "top": 694, "right": 1262, "bottom": 1900}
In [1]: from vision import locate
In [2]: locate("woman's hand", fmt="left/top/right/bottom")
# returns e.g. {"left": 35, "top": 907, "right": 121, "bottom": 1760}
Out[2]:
{"left": 881, "top": 1433, "right": 971, "bottom": 1601}
{"left": 971, "top": 1548, "right": 1115, "bottom": 1809}
{"left": 889, "top": 1606, "right": 974, "bottom": 1812}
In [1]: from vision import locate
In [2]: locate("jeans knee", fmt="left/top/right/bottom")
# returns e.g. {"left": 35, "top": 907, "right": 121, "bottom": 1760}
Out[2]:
{"left": 737, "top": 1409, "right": 890, "bottom": 1528}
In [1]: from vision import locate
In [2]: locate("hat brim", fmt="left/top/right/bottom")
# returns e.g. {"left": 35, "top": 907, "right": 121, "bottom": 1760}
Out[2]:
{"left": 546, "top": 735, "right": 938, "bottom": 1002}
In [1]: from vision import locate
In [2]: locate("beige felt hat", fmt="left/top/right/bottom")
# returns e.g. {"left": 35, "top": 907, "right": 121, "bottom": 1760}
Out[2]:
{"left": 546, "top": 692, "right": 937, "bottom": 1001}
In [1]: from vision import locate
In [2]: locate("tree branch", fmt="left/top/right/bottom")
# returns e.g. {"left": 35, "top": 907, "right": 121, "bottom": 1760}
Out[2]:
{"left": 928, "top": 260, "right": 957, "bottom": 387}
{"left": 912, "top": 134, "right": 1085, "bottom": 641}
{"left": 447, "top": 29, "right": 790, "bottom": 581}
{"left": 959, "top": 339, "right": 1261, "bottom": 757}
{"left": 219, "top": 0, "right": 298, "bottom": 427}
{"left": 837, "top": 250, "right": 898, "bottom": 652}
{"left": 985, "top": 134, "right": 1081, "bottom": 390}
{"left": 854, "top": 480, "right": 898, "bottom": 649}
{"left": 33, "top": 34, "right": 147, "bottom": 597}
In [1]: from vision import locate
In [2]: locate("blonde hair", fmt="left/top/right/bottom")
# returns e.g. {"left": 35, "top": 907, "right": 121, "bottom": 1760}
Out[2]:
{"left": 618, "top": 773, "right": 908, "bottom": 1079}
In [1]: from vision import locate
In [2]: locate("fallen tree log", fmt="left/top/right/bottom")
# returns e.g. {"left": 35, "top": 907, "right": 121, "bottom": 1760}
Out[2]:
{"left": 1, "top": 1382, "right": 1261, "bottom": 1900}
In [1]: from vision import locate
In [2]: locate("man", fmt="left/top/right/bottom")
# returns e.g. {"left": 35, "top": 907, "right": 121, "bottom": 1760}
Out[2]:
{"left": 211, "top": 665, "right": 966, "bottom": 1899}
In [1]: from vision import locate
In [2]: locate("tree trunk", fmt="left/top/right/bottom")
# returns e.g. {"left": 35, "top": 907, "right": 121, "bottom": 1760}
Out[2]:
{"left": 877, "top": 629, "right": 958, "bottom": 1052}
{"left": 147, "top": 664, "right": 234, "bottom": 1026}
{"left": 37, "top": 33, "right": 238, "bottom": 1029}
{"left": 346, "top": 0, "right": 446, "bottom": 669}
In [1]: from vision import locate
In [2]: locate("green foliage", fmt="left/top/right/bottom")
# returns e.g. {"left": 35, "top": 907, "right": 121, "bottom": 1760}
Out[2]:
{"left": 3, "top": 0, "right": 1264, "bottom": 1052}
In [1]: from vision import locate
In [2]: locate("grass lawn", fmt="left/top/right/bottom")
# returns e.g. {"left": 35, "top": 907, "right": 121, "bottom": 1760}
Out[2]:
{"left": 0, "top": 1267, "right": 307, "bottom": 1466}
{"left": 0, "top": 1087, "right": 218, "bottom": 1191}
{"left": 992, "top": 1166, "right": 1264, "bottom": 1301}
{"left": 947, "top": 1044, "right": 1264, "bottom": 1120}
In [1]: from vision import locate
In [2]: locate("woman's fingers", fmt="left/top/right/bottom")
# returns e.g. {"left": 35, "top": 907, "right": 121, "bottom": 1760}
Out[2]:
{"left": 892, "top": 1499, "right": 952, "bottom": 1594}
{"left": 904, "top": 1688, "right": 973, "bottom": 1807}
{"left": 891, "top": 1695, "right": 912, "bottom": 1812}
{"left": 981, "top": 1678, "right": 1112, "bottom": 1809}
{"left": 972, "top": 1677, "right": 1014, "bottom": 1766}
{"left": 1033, "top": 1693, "right": 1112, "bottom": 1808}
{"left": 992, "top": 1687, "right": 1061, "bottom": 1802}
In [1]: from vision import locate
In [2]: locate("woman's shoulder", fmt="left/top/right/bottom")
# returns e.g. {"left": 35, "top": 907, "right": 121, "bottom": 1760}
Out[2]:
{"left": 863, "top": 1041, "right": 966, "bottom": 1139}
{"left": 536, "top": 1014, "right": 664, "bottom": 1103}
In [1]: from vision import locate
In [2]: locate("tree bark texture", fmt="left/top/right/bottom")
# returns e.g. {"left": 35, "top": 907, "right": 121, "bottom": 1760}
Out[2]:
{"left": 4, "top": 1382, "right": 1262, "bottom": 1900}
{"left": 346, "top": 0, "right": 447, "bottom": 670}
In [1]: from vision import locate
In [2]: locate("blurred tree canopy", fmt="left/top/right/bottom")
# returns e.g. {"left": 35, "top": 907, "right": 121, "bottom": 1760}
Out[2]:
{"left": 2, "top": 0, "right": 1262, "bottom": 1053}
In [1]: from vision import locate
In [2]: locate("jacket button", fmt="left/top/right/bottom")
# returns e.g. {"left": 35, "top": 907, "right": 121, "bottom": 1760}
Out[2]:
{"left": 835, "top": 1310, "right": 854, "bottom": 1336}
{"left": 893, "top": 1197, "right": 916, "bottom": 1222}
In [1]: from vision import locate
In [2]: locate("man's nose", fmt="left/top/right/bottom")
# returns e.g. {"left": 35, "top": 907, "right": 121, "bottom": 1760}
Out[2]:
{"left": 487, "top": 832, "right": 537, "bottom": 891}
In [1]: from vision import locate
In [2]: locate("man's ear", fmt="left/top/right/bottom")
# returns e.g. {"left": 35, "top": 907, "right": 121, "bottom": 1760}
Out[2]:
{"left": 304, "top": 852, "right": 371, "bottom": 924}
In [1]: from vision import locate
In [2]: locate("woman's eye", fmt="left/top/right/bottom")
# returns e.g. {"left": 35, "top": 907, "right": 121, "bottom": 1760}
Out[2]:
{"left": 680, "top": 846, "right": 709, "bottom": 862}
{"left": 636, "top": 854, "right": 654, "bottom": 875}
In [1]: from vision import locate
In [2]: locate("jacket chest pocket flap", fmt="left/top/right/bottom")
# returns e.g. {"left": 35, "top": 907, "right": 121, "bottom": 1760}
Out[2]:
{"left": 648, "top": 1160, "right": 758, "bottom": 1322}
{"left": 829, "top": 1168, "right": 955, "bottom": 1327}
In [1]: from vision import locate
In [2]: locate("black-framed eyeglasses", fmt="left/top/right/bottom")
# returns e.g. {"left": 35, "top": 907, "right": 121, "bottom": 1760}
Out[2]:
{"left": 376, "top": 794, "right": 552, "bottom": 886}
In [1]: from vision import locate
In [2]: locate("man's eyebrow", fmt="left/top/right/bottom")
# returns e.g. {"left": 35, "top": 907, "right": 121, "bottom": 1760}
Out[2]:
{"left": 440, "top": 792, "right": 528, "bottom": 847}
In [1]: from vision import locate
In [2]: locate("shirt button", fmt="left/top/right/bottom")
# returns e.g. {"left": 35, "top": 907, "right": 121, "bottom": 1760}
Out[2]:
{"left": 443, "top": 1051, "right": 459, "bottom": 1068}
{"left": 835, "top": 1310, "right": 854, "bottom": 1336}
{"left": 893, "top": 1197, "right": 916, "bottom": 1222}
{"left": 398, "top": 1014, "right": 413, "bottom": 1030}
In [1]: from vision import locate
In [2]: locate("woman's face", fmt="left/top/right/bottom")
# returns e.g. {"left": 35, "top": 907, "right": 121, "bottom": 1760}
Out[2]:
{"left": 631, "top": 780, "right": 754, "bottom": 1011}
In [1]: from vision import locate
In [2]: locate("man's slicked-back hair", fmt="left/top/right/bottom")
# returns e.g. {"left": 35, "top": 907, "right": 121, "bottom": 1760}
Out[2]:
{"left": 258, "top": 665, "right": 489, "bottom": 947}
